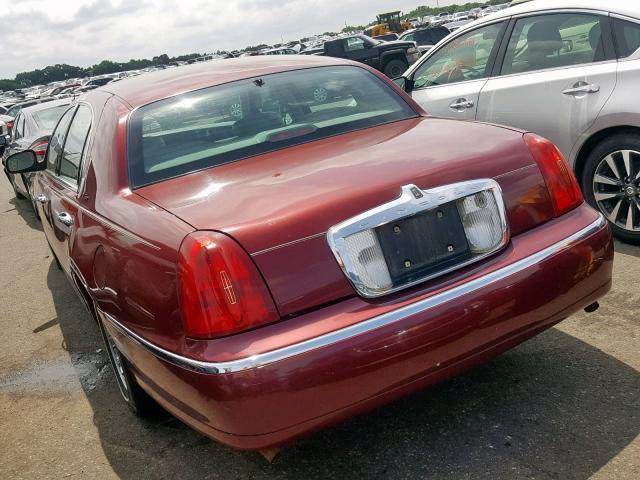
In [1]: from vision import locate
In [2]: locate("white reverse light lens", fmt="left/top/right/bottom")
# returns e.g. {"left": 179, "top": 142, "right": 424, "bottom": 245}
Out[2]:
{"left": 343, "top": 229, "right": 392, "bottom": 293}
{"left": 457, "top": 191, "right": 503, "bottom": 253}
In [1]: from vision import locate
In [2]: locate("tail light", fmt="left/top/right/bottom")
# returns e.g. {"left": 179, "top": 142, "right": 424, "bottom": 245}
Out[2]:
{"left": 30, "top": 139, "right": 49, "bottom": 163}
{"left": 523, "top": 133, "right": 583, "bottom": 216}
{"left": 6, "top": 121, "right": 13, "bottom": 131}
{"left": 177, "top": 231, "right": 279, "bottom": 339}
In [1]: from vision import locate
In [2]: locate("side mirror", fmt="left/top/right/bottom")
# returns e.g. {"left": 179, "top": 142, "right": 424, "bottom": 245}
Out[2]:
{"left": 393, "top": 76, "right": 414, "bottom": 93}
{"left": 5, "top": 150, "right": 44, "bottom": 174}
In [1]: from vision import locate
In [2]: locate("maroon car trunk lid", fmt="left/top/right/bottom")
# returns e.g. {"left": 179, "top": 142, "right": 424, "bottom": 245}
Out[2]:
{"left": 136, "top": 118, "right": 554, "bottom": 316}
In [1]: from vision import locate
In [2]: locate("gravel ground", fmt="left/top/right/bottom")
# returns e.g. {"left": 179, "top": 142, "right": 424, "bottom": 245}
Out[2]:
{"left": 0, "top": 178, "right": 638, "bottom": 480}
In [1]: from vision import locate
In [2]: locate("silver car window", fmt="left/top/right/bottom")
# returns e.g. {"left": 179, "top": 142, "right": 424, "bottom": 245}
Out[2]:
{"left": 412, "top": 22, "right": 504, "bottom": 89}
{"left": 501, "top": 13, "right": 606, "bottom": 75}
{"left": 612, "top": 17, "right": 640, "bottom": 58}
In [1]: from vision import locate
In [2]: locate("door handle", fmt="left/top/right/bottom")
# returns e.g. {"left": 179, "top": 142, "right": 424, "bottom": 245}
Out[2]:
{"left": 36, "top": 194, "right": 48, "bottom": 204}
{"left": 562, "top": 82, "right": 600, "bottom": 96}
{"left": 56, "top": 212, "right": 74, "bottom": 226}
{"left": 449, "top": 98, "right": 475, "bottom": 112}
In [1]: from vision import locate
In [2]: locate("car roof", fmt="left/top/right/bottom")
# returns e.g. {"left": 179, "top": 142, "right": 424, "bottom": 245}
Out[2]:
{"left": 477, "top": 0, "right": 639, "bottom": 24}
{"left": 99, "top": 55, "right": 353, "bottom": 109}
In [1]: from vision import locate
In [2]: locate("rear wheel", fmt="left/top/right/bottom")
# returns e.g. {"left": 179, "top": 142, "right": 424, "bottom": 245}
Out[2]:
{"left": 383, "top": 59, "right": 408, "bottom": 78}
{"left": 97, "top": 314, "right": 161, "bottom": 417}
{"left": 581, "top": 132, "right": 640, "bottom": 244}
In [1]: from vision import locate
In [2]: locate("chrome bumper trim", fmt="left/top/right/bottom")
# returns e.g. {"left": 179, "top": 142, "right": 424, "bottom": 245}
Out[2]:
{"left": 99, "top": 214, "right": 607, "bottom": 375}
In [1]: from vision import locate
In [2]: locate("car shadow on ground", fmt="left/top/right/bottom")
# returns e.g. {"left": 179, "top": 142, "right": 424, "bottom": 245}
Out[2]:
{"left": 6, "top": 196, "right": 41, "bottom": 231}
{"left": 615, "top": 239, "right": 640, "bottom": 258}
{"left": 44, "top": 260, "right": 640, "bottom": 480}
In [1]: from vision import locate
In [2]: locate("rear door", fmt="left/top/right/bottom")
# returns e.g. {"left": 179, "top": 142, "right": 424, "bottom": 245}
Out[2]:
{"left": 408, "top": 20, "right": 507, "bottom": 120}
{"left": 38, "top": 105, "right": 92, "bottom": 273}
{"left": 477, "top": 12, "right": 617, "bottom": 159}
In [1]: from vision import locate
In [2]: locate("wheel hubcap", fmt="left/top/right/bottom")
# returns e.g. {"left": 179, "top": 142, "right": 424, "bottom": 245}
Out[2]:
{"left": 592, "top": 149, "right": 640, "bottom": 232}
{"left": 107, "top": 339, "right": 129, "bottom": 395}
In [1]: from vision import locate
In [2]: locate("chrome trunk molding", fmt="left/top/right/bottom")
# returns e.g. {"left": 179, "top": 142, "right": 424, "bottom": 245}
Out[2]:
{"left": 326, "top": 179, "right": 509, "bottom": 297}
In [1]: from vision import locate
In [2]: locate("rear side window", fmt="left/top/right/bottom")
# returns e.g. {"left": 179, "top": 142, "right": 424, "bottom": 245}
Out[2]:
{"left": 128, "top": 66, "right": 416, "bottom": 187}
{"left": 501, "top": 13, "right": 606, "bottom": 75}
{"left": 12, "top": 114, "right": 24, "bottom": 140}
{"left": 612, "top": 18, "right": 640, "bottom": 58}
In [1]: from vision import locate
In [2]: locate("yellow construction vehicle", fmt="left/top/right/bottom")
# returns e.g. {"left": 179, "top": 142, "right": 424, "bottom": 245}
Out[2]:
{"left": 364, "top": 11, "right": 412, "bottom": 38}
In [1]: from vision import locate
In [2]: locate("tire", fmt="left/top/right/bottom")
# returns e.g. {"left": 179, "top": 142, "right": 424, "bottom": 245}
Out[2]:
{"left": 383, "top": 59, "right": 408, "bottom": 78}
{"left": 581, "top": 131, "right": 640, "bottom": 245}
{"left": 97, "top": 314, "right": 161, "bottom": 417}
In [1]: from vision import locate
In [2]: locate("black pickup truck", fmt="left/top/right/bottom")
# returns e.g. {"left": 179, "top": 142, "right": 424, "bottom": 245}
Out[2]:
{"left": 320, "top": 34, "right": 421, "bottom": 77}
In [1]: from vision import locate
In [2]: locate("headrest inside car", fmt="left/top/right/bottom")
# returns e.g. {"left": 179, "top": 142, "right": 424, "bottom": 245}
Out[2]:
{"left": 527, "top": 21, "right": 563, "bottom": 54}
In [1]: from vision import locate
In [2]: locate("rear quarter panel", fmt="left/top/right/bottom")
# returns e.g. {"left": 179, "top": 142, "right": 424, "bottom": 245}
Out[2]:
{"left": 72, "top": 94, "right": 193, "bottom": 351}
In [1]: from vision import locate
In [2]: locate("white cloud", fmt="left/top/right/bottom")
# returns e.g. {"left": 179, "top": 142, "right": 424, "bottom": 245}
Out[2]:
{"left": 0, "top": 0, "right": 464, "bottom": 78}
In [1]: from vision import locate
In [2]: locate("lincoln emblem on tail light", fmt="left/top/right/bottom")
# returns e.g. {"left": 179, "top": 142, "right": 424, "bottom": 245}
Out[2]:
{"left": 220, "top": 270, "right": 237, "bottom": 305}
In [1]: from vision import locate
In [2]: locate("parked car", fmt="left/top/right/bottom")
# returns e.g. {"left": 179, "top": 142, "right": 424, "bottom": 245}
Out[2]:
{"left": 372, "top": 33, "right": 399, "bottom": 42}
{"left": 399, "top": 26, "right": 451, "bottom": 54}
{"left": 0, "top": 97, "right": 57, "bottom": 136}
{"left": 0, "top": 121, "right": 7, "bottom": 156}
{"left": 396, "top": 0, "right": 640, "bottom": 243}
{"left": 443, "top": 19, "right": 474, "bottom": 32}
{"left": 263, "top": 47, "right": 298, "bottom": 55}
{"left": 322, "top": 34, "right": 421, "bottom": 77}
{"left": 5, "top": 56, "right": 612, "bottom": 450}
{"left": 2, "top": 98, "right": 72, "bottom": 211}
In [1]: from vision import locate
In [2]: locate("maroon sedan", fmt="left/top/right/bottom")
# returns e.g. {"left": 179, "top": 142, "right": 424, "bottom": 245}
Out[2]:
{"left": 5, "top": 56, "right": 613, "bottom": 451}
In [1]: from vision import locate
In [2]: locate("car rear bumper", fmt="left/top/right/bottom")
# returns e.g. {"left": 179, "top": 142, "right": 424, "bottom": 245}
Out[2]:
{"left": 100, "top": 206, "right": 613, "bottom": 450}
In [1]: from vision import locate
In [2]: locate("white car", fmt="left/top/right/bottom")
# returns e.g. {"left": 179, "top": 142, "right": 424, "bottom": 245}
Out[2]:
{"left": 397, "top": 0, "right": 640, "bottom": 243}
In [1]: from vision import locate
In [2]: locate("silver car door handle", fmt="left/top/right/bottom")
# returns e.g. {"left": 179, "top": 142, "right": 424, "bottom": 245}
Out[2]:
{"left": 449, "top": 98, "right": 475, "bottom": 111}
{"left": 56, "top": 212, "right": 74, "bottom": 226}
{"left": 36, "top": 194, "right": 48, "bottom": 204}
{"left": 562, "top": 83, "right": 600, "bottom": 96}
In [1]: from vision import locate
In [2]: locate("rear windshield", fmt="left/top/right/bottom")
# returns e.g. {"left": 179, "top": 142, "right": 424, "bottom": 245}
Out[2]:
{"left": 33, "top": 105, "right": 70, "bottom": 130}
{"left": 127, "top": 65, "right": 417, "bottom": 187}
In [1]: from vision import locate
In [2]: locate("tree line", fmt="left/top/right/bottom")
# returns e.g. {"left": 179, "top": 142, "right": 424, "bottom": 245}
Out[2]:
{"left": 0, "top": 52, "right": 202, "bottom": 91}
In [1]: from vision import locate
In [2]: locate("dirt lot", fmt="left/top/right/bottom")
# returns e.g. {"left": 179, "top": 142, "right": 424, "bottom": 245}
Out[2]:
{"left": 0, "top": 177, "right": 638, "bottom": 480}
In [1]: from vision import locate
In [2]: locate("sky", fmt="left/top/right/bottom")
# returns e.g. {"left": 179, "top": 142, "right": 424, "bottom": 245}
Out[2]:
{"left": 0, "top": 0, "right": 468, "bottom": 79}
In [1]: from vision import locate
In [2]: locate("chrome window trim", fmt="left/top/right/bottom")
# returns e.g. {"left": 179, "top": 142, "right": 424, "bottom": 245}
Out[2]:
{"left": 494, "top": 58, "right": 617, "bottom": 81}
{"left": 326, "top": 179, "right": 509, "bottom": 298}
{"left": 98, "top": 214, "right": 607, "bottom": 375}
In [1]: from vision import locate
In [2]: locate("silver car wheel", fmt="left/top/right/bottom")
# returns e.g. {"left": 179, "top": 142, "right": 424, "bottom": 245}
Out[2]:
{"left": 592, "top": 149, "right": 640, "bottom": 232}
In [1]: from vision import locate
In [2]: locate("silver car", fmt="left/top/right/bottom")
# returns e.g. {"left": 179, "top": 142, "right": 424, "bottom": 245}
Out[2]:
{"left": 398, "top": 0, "right": 640, "bottom": 243}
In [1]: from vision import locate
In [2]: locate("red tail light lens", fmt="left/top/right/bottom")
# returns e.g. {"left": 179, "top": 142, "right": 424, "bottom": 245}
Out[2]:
{"left": 524, "top": 133, "right": 583, "bottom": 216}
{"left": 30, "top": 139, "right": 49, "bottom": 163}
{"left": 6, "top": 121, "right": 13, "bottom": 131}
{"left": 178, "top": 231, "right": 279, "bottom": 339}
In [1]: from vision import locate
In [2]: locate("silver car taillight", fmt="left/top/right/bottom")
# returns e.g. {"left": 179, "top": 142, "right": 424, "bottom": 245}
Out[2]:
{"left": 327, "top": 179, "right": 508, "bottom": 298}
